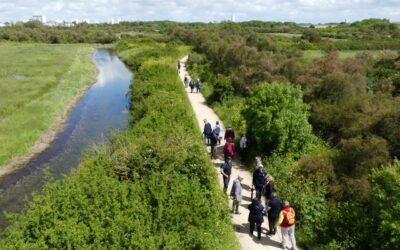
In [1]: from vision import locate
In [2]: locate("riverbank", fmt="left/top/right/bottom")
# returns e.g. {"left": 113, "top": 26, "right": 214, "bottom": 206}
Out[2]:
{"left": 0, "top": 44, "right": 97, "bottom": 178}
{"left": 1, "top": 37, "right": 239, "bottom": 249}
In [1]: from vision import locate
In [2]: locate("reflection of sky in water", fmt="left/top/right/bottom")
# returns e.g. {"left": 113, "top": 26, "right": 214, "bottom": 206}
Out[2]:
{"left": 0, "top": 48, "right": 132, "bottom": 230}
{"left": 95, "top": 52, "right": 132, "bottom": 87}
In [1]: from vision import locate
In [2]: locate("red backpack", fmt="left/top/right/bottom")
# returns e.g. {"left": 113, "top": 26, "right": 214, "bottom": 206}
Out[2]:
{"left": 224, "top": 142, "right": 235, "bottom": 156}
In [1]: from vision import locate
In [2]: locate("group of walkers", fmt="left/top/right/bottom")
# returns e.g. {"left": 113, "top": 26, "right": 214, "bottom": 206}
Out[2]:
{"left": 202, "top": 118, "right": 297, "bottom": 249}
{"left": 184, "top": 73, "right": 202, "bottom": 93}
{"left": 248, "top": 159, "right": 296, "bottom": 248}
{"left": 182, "top": 59, "right": 296, "bottom": 250}
{"left": 234, "top": 155, "right": 297, "bottom": 249}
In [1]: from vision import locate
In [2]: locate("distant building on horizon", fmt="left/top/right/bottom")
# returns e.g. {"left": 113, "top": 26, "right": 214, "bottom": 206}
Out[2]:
{"left": 231, "top": 15, "right": 236, "bottom": 22}
{"left": 31, "top": 15, "right": 46, "bottom": 23}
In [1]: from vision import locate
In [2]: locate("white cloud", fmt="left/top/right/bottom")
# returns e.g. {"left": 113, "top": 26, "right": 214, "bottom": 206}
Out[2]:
{"left": 0, "top": 0, "right": 399, "bottom": 23}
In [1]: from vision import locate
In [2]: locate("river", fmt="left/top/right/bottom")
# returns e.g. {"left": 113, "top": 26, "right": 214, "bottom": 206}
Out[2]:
{"left": 0, "top": 48, "right": 132, "bottom": 230}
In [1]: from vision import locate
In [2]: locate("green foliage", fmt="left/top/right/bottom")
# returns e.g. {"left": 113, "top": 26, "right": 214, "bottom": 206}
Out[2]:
{"left": 301, "top": 29, "right": 322, "bottom": 43}
{"left": 1, "top": 38, "right": 239, "bottom": 249}
{"left": 370, "top": 161, "right": 400, "bottom": 249}
{"left": 267, "top": 155, "right": 329, "bottom": 246}
{"left": 244, "top": 82, "right": 314, "bottom": 156}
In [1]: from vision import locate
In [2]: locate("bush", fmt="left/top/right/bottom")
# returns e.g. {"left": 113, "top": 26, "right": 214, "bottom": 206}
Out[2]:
{"left": 244, "top": 82, "right": 314, "bottom": 156}
{"left": 370, "top": 161, "right": 400, "bottom": 249}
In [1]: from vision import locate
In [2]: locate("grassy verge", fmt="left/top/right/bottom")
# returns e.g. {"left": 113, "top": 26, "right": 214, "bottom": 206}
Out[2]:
{"left": 1, "top": 38, "right": 239, "bottom": 249}
{"left": 0, "top": 44, "right": 96, "bottom": 167}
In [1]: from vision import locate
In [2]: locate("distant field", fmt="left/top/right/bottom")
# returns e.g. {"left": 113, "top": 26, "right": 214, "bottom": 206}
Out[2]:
{"left": 0, "top": 44, "right": 96, "bottom": 166}
{"left": 303, "top": 50, "right": 396, "bottom": 62}
{"left": 267, "top": 33, "right": 302, "bottom": 38}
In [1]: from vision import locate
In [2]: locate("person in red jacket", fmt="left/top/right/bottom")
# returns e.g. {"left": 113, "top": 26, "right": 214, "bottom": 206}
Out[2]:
{"left": 276, "top": 201, "right": 297, "bottom": 250}
{"left": 224, "top": 125, "right": 235, "bottom": 141}
{"left": 223, "top": 137, "right": 235, "bottom": 161}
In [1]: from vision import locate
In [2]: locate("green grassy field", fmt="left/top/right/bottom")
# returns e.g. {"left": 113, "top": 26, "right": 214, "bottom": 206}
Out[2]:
{"left": 0, "top": 44, "right": 96, "bottom": 166}
{"left": 303, "top": 49, "right": 396, "bottom": 62}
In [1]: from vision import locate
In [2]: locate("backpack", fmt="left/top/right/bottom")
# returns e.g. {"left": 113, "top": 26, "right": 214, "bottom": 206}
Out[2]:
{"left": 225, "top": 142, "right": 234, "bottom": 156}
{"left": 285, "top": 208, "right": 295, "bottom": 225}
{"left": 215, "top": 126, "right": 221, "bottom": 134}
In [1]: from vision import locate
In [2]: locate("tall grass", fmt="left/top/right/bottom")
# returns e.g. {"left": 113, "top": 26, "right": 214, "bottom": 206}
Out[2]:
{"left": 0, "top": 44, "right": 96, "bottom": 166}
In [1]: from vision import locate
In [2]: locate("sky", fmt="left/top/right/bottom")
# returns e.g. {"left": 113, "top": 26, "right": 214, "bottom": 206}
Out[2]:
{"left": 0, "top": 0, "right": 399, "bottom": 24}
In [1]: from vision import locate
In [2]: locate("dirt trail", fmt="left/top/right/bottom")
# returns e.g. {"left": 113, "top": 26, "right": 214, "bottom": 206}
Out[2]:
{"left": 179, "top": 56, "right": 285, "bottom": 250}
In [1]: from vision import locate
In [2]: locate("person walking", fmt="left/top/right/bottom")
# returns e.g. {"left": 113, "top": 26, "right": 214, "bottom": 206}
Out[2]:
{"left": 248, "top": 198, "right": 264, "bottom": 240}
{"left": 196, "top": 78, "right": 202, "bottom": 93}
{"left": 210, "top": 129, "right": 218, "bottom": 159}
{"left": 276, "top": 201, "right": 297, "bottom": 250}
{"left": 230, "top": 175, "right": 243, "bottom": 214}
{"left": 177, "top": 59, "right": 181, "bottom": 73}
{"left": 253, "top": 166, "right": 266, "bottom": 200}
{"left": 255, "top": 156, "right": 263, "bottom": 170}
{"left": 214, "top": 121, "right": 221, "bottom": 145}
{"left": 220, "top": 157, "right": 233, "bottom": 193}
{"left": 224, "top": 125, "right": 235, "bottom": 141}
{"left": 239, "top": 134, "right": 247, "bottom": 151}
{"left": 263, "top": 174, "right": 275, "bottom": 211}
{"left": 223, "top": 137, "right": 235, "bottom": 161}
{"left": 189, "top": 79, "right": 195, "bottom": 93}
{"left": 203, "top": 119, "right": 212, "bottom": 145}
{"left": 267, "top": 192, "right": 281, "bottom": 236}
{"left": 184, "top": 74, "right": 189, "bottom": 88}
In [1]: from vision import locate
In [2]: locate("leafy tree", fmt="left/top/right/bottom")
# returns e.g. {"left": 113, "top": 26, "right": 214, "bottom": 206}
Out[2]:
{"left": 370, "top": 161, "right": 400, "bottom": 249}
{"left": 244, "top": 82, "right": 314, "bottom": 155}
{"left": 301, "top": 29, "right": 322, "bottom": 43}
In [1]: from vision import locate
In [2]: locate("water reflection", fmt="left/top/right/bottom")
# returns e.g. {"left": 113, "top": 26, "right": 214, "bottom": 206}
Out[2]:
{"left": 0, "top": 48, "right": 132, "bottom": 230}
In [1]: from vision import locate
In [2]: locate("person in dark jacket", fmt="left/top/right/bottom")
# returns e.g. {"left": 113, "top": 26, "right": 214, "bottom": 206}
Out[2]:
{"left": 253, "top": 166, "right": 267, "bottom": 200}
{"left": 210, "top": 130, "right": 218, "bottom": 159}
{"left": 189, "top": 79, "right": 195, "bottom": 93}
{"left": 248, "top": 198, "right": 264, "bottom": 239}
{"left": 263, "top": 174, "right": 274, "bottom": 212}
{"left": 267, "top": 192, "right": 281, "bottom": 236}
{"left": 203, "top": 119, "right": 212, "bottom": 145}
{"left": 224, "top": 125, "right": 235, "bottom": 141}
{"left": 220, "top": 157, "right": 232, "bottom": 193}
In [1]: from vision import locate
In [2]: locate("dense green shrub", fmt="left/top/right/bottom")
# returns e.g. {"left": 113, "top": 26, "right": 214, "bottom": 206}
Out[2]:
{"left": 370, "top": 161, "right": 400, "bottom": 249}
{"left": 244, "top": 82, "right": 314, "bottom": 156}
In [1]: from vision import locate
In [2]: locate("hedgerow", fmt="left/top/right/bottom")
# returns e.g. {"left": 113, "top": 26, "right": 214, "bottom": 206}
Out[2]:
{"left": 1, "top": 38, "right": 239, "bottom": 249}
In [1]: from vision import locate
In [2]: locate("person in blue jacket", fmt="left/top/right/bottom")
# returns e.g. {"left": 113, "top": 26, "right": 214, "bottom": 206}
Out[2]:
{"left": 253, "top": 166, "right": 267, "bottom": 200}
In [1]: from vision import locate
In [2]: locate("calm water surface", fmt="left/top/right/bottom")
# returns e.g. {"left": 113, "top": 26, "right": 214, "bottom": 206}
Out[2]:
{"left": 0, "top": 48, "right": 132, "bottom": 229}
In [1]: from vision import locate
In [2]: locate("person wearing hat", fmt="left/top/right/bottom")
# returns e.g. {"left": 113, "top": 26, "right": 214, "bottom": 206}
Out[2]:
{"left": 230, "top": 175, "right": 243, "bottom": 214}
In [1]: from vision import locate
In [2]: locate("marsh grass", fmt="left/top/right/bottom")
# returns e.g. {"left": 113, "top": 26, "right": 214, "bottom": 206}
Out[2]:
{"left": 0, "top": 44, "right": 96, "bottom": 166}
{"left": 303, "top": 49, "right": 396, "bottom": 63}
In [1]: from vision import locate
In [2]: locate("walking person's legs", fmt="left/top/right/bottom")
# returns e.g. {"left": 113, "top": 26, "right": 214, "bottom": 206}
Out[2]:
{"left": 249, "top": 221, "right": 255, "bottom": 235}
{"left": 223, "top": 176, "right": 230, "bottom": 193}
{"left": 256, "top": 223, "right": 262, "bottom": 239}
{"left": 232, "top": 200, "right": 238, "bottom": 213}
{"left": 288, "top": 225, "right": 297, "bottom": 250}
{"left": 268, "top": 216, "right": 274, "bottom": 234}
{"left": 256, "top": 188, "right": 262, "bottom": 200}
{"left": 281, "top": 227, "right": 289, "bottom": 249}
